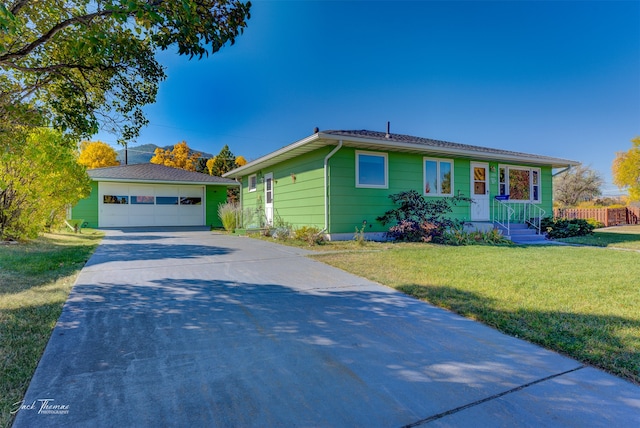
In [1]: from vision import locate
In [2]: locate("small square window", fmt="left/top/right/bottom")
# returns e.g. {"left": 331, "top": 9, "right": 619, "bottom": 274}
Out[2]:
{"left": 356, "top": 151, "right": 388, "bottom": 188}
{"left": 248, "top": 174, "right": 257, "bottom": 192}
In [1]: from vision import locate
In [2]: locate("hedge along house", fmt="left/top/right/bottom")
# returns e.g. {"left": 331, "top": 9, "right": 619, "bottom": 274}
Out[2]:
{"left": 223, "top": 129, "right": 579, "bottom": 240}
{"left": 71, "top": 163, "right": 239, "bottom": 228}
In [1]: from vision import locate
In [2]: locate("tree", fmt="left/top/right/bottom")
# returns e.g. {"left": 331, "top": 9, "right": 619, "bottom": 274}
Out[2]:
{"left": 210, "top": 145, "right": 236, "bottom": 176}
{"left": 78, "top": 141, "right": 120, "bottom": 169}
{"left": 206, "top": 158, "right": 216, "bottom": 175}
{"left": 0, "top": 1, "right": 251, "bottom": 145}
{"left": 235, "top": 155, "right": 247, "bottom": 167}
{"left": 0, "top": 128, "right": 91, "bottom": 240}
{"left": 150, "top": 141, "right": 201, "bottom": 171}
{"left": 612, "top": 137, "right": 640, "bottom": 201}
{"left": 553, "top": 164, "right": 603, "bottom": 207}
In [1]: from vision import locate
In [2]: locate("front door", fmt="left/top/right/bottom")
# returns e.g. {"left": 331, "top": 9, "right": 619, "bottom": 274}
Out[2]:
{"left": 264, "top": 173, "right": 274, "bottom": 225}
{"left": 470, "top": 163, "right": 490, "bottom": 221}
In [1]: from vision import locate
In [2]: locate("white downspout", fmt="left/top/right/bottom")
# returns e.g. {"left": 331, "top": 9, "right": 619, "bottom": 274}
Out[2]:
{"left": 324, "top": 140, "right": 343, "bottom": 233}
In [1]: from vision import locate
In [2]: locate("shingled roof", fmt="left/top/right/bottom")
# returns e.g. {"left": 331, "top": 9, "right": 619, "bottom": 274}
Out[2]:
{"left": 88, "top": 163, "right": 239, "bottom": 185}
{"left": 224, "top": 129, "right": 579, "bottom": 178}
{"left": 322, "top": 130, "right": 574, "bottom": 164}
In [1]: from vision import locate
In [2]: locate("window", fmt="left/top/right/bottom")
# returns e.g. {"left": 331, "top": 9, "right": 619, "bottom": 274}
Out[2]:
{"left": 131, "top": 196, "right": 154, "bottom": 205}
{"left": 356, "top": 151, "right": 388, "bottom": 188}
{"left": 499, "top": 166, "right": 541, "bottom": 202}
{"left": 248, "top": 174, "right": 257, "bottom": 192}
{"left": 156, "top": 196, "right": 179, "bottom": 205}
{"left": 424, "top": 158, "right": 453, "bottom": 196}
{"left": 103, "top": 195, "right": 128, "bottom": 204}
{"left": 180, "top": 197, "right": 202, "bottom": 205}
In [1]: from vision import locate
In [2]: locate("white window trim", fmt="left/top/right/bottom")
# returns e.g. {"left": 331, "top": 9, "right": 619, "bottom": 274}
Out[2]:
{"left": 248, "top": 174, "right": 257, "bottom": 192}
{"left": 498, "top": 165, "right": 542, "bottom": 203}
{"left": 423, "top": 157, "right": 454, "bottom": 196}
{"left": 355, "top": 151, "right": 388, "bottom": 189}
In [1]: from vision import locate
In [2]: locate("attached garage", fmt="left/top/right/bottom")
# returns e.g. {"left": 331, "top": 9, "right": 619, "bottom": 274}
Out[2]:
{"left": 71, "top": 164, "right": 239, "bottom": 229}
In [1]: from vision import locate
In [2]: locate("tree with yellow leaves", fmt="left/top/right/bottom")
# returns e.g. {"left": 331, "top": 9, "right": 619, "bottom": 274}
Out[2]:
{"left": 235, "top": 155, "right": 247, "bottom": 167}
{"left": 150, "top": 141, "right": 201, "bottom": 171}
{"left": 78, "top": 141, "right": 120, "bottom": 169}
{"left": 612, "top": 137, "right": 640, "bottom": 201}
{"left": 206, "top": 157, "right": 216, "bottom": 175}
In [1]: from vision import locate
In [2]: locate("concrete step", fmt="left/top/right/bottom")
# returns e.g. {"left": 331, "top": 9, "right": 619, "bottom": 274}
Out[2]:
{"left": 494, "top": 223, "right": 547, "bottom": 244}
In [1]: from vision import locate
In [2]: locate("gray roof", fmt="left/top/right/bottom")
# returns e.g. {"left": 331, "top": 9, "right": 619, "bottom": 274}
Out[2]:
{"left": 224, "top": 129, "right": 579, "bottom": 178}
{"left": 323, "top": 130, "right": 575, "bottom": 163}
{"left": 88, "top": 163, "right": 239, "bottom": 186}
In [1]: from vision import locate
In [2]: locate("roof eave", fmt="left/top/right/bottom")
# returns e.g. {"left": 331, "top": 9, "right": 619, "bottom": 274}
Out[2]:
{"left": 224, "top": 133, "right": 329, "bottom": 178}
{"left": 90, "top": 177, "right": 240, "bottom": 186}
{"left": 223, "top": 132, "right": 580, "bottom": 178}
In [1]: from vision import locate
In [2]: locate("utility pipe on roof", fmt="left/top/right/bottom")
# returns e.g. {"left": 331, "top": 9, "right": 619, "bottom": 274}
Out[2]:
{"left": 324, "top": 140, "right": 343, "bottom": 233}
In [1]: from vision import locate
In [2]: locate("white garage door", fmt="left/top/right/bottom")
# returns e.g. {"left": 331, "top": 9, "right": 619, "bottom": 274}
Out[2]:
{"left": 99, "top": 183, "right": 205, "bottom": 227}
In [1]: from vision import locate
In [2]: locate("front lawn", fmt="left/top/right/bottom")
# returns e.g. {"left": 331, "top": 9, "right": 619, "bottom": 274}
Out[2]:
{"left": 312, "top": 243, "right": 640, "bottom": 384}
{"left": 0, "top": 231, "right": 103, "bottom": 428}
{"left": 558, "top": 225, "right": 640, "bottom": 250}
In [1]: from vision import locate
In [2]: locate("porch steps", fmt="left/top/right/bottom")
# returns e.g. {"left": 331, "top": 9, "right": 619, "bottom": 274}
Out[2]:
{"left": 495, "top": 223, "right": 548, "bottom": 244}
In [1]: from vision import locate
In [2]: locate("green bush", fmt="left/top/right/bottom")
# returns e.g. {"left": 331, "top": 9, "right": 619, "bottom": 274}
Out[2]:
{"left": 443, "top": 228, "right": 512, "bottom": 246}
{"left": 542, "top": 217, "right": 595, "bottom": 239}
{"left": 294, "top": 226, "right": 325, "bottom": 246}
{"left": 376, "top": 190, "right": 471, "bottom": 243}
{"left": 586, "top": 218, "right": 605, "bottom": 229}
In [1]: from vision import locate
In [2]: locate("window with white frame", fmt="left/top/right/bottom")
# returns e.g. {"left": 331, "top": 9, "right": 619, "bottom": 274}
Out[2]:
{"left": 356, "top": 151, "right": 388, "bottom": 188}
{"left": 424, "top": 158, "right": 453, "bottom": 196}
{"left": 498, "top": 166, "right": 541, "bottom": 202}
{"left": 248, "top": 174, "right": 257, "bottom": 192}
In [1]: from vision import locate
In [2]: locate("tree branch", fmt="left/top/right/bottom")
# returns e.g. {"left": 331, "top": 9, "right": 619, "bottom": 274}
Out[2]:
{"left": 9, "top": 0, "right": 30, "bottom": 15}
{"left": 0, "top": 9, "right": 117, "bottom": 63}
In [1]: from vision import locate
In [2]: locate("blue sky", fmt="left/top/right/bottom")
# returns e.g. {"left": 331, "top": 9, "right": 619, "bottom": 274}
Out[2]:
{"left": 98, "top": 0, "right": 640, "bottom": 195}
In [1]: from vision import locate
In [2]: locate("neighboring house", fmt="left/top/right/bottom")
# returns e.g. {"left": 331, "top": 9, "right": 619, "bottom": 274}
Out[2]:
{"left": 71, "top": 163, "right": 239, "bottom": 228}
{"left": 223, "top": 129, "right": 579, "bottom": 240}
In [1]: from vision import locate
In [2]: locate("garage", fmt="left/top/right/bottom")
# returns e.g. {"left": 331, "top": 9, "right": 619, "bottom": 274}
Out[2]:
{"left": 99, "top": 183, "right": 205, "bottom": 227}
{"left": 70, "top": 163, "right": 238, "bottom": 229}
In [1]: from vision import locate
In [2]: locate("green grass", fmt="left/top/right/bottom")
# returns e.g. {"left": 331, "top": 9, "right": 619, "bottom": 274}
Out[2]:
{"left": 311, "top": 242, "right": 640, "bottom": 384}
{"left": 558, "top": 225, "right": 640, "bottom": 250}
{"left": 0, "top": 230, "right": 103, "bottom": 428}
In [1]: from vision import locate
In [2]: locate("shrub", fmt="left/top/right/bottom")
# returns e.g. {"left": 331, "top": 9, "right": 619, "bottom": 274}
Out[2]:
{"left": 377, "top": 190, "right": 471, "bottom": 243}
{"left": 586, "top": 218, "right": 605, "bottom": 229}
{"left": 444, "top": 228, "right": 512, "bottom": 246}
{"left": 267, "top": 212, "right": 292, "bottom": 240}
{"left": 294, "top": 226, "right": 325, "bottom": 246}
{"left": 353, "top": 224, "right": 367, "bottom": 245}
{"left": 218, "top": 202, "right": 239, "bottom": 232}
{"left": 542, "top": 217, "right": 595, "bottom": 239}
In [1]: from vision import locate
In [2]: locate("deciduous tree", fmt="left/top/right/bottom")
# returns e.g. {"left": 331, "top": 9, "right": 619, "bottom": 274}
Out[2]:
{"left": 553, "top": 164, "right": 603, "bottom": 207}
{"left": 0, "top": 128, "right": 91, "bottom": 240}
{"left": 206, "top": 158, "right": 216, "bottom": 175}
{"left": 0, "top": 1, "right": 251, "bottom": 144}
{"left": 78, "top": 141, "right": 120, "bottom": 169}
{"left": 235, "top": 155, "right": 247, "bottom": 167}
{"left": 612, "top": 137, "right": 640, "bottom": 201}
{"left": 150, "top": 141, "right": 201, "bottom": 171}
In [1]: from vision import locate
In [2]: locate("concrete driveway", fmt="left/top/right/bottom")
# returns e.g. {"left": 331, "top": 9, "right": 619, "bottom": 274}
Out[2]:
{"left": 13, "top": 228, "right": 640, "bottom": 427}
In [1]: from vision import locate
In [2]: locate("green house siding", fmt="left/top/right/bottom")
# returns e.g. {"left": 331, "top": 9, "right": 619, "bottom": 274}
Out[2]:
{"left": 237, "top": 145, "right": 556, "bottom": 236}
{"left": 327, "top": 149, "right": 474, "bottom": 234}
{"left": 71, "top": 181, "right": 99, "bottom": 228}
{"left": 206, "top": 185, "right": 229, "bottom": 228}
{"left": 241, "top": 148, "right": 329, "bottom": 229}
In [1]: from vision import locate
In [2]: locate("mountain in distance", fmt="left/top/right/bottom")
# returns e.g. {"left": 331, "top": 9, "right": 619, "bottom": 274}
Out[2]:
{"left": 115, "top": 144, "right": 214, "bottom": 165}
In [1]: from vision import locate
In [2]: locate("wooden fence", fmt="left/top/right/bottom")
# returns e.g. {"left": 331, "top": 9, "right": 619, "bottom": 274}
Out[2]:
{"left": 553, "top": 207, "right": 640, "bottom": 227}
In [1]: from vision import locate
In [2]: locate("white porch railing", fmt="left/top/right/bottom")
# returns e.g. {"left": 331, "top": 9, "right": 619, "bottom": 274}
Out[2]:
{"left": 492, "top": 197, "right": 514, "bottom": 236}
{"left": 492, "top": 197, "right": 546, "bottom": 236}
